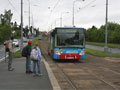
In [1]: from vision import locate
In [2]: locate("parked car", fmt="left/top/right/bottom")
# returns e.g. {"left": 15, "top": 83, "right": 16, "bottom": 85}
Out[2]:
{"left": 23, "top": 37, "right": 28, "bottom": 42}
{"left": 13, "top": 39, "right": 19, "bottom": 47}
{"left": 38, "top": 35, "right": 42, "bottom": 40}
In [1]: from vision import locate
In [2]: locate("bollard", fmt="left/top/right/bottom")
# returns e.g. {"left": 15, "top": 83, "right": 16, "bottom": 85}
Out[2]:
{"left": 110, "top": 48, "right": 112, "bottom": 57}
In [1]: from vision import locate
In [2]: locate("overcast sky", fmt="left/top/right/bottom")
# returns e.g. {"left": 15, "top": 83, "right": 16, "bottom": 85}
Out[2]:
{"left": 0, "top": 0, "right": 120, "bottom": 31}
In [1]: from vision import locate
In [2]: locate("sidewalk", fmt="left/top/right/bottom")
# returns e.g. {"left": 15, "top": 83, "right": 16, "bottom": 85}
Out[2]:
{"left": 0, "top": 57, "right": 55, "bottom": 90}
{"left": 86, "top": 44, "right": 120, "bottom": 54}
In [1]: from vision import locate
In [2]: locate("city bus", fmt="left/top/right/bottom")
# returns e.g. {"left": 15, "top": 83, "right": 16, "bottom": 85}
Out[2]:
{"left": 48, "top": 27, "right": 86, "bottom": 60}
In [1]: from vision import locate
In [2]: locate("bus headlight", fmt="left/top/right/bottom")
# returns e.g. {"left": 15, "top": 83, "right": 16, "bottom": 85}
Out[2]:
{"left": 79, "top": 51, "right": 85, "bottom": 55}
{"left": 54, "top": 50, "right": 61, "bottom": 55}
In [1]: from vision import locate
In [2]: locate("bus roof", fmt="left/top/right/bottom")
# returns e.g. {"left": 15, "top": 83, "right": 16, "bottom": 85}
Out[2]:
{"left": 55, "top": 27, "right": 84, "bottom": 29}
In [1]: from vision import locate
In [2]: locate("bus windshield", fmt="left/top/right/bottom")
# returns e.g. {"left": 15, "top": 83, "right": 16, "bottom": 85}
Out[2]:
{"left": 55, "top": 28, "right": 85, "bottom": 48}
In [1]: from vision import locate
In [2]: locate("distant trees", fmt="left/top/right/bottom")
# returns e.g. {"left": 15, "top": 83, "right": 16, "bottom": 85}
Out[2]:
{"left": 0, "top": 10, "right": 13, "bottom": 44}
{"left": 86, "top": 22, "right": 120, "bottom": 44}
{"left": 0, "top": 10, "right": 39, "bottom": 44}
{"left": 0, "top": 10, "right": 13, "bottom": 25}
{"left": 0, "top": 24, "right": 11, "bottom": 43}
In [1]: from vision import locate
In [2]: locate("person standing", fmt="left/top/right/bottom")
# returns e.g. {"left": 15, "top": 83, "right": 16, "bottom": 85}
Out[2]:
{"left": 31, "top": 44, "right": 42, "bottom": 76}
{"left": 8, "top": 37, "right": 14, "bottom": 71}
{"left": 26, "top": 40, "right": 32, "bottom": 74}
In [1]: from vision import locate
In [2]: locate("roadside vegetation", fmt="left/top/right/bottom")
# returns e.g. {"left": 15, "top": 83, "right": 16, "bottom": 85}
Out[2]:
{"left": 0, "top": 10, "right": 39, "bottom": 44}
{"left": 85, "top": 22, "right": 120, "bottom": 58}
{"left": 86, "top": 22, "right": 120, "bottom": 45}
{"left": 86, "top": 48, "right": 120, "bottom": 58}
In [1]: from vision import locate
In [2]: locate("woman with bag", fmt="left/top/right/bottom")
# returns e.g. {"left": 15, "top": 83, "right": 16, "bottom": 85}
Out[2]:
{"left": 31, "top": 44, "right": 42, "bottom": 76}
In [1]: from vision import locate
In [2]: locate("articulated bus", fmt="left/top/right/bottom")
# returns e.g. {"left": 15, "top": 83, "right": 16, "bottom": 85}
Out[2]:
{"left": 48, "top": 27, "right": 86, "bottom": 60}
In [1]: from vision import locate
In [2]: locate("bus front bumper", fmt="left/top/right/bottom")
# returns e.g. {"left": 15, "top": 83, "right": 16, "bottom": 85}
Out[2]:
{"left": 53, "top": 54, "right": 85, "bottom": 60}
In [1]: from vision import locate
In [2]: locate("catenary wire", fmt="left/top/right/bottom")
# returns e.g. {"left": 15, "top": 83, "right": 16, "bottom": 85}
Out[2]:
{"left": 7, "top": 0, "right": 20, "bottom": 16}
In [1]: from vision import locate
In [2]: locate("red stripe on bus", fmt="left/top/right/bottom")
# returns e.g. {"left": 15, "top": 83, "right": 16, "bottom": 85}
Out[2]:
{"left": 60, "top": 54, "right": 80, "bottom": 59}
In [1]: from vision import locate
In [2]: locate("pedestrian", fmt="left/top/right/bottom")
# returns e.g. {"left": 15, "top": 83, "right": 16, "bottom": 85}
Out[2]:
{"left": 25, "top": 40, "right": 32, "bottom": 74}
{"left": 31, "top": 43, "right": 42, "bottom": 76}
{"left": 8, "top": 37, "right": 14, "bottom": 71}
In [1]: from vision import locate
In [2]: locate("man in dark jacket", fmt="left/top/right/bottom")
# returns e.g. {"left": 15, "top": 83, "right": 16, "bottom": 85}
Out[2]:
{"left": 26, "top": 40, "right": 32, "bottom": 74}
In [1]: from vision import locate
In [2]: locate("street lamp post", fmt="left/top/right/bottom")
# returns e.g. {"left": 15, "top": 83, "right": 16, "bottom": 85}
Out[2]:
{"left": 72, "top": 0, "right": 84, "bottom": 27}
{"left": 20, "top": 0, "right": 23, "bottom": 50}
{"left": 104, "top": 0, "right": 108, "bottom": 52}
{"left": 60, "top": 12, "right": 69, "bottom": 27}
{"left": 55, "top": 18, "right": 60, "bottom": 27}
{"left": 27, "top": 0, "right": 31, "bottom": 38}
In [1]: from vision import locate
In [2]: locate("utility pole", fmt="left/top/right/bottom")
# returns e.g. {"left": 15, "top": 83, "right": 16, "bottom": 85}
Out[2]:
{"left": 55, "top": 18, "right": 60, "bottom": 27}
{"left": 60, "top": 12, "right": 69, "bottom": 27}
{"left": 72, "top": 0, "right": 84, "bottom": 27}
{"left": 20, "top": 0, "right": 23, "bottom": 50}
{"left": 72, "top": 1, "right": 75, "bottom": 27}
{"left": 104, "top": 0, "right": 108, "bottom": 52}
{"left": 32, "top": 15, "right": 34, "bottom": 37}
{"left": 27, "top": 0, "right": 30, "bottom": 38}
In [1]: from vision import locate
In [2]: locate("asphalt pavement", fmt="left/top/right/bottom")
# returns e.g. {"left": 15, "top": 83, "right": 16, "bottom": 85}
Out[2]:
{"left": 0, "top": 57, "right": 53, "bottom": 90}
{"left": 86, "top": 44, "right": 120, "bottom": 54}
{"left": 0, "top": 45, "right": 5, "bottom": 60}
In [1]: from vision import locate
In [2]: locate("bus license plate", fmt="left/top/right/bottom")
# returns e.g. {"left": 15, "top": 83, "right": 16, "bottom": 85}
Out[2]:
{"left": 67, "top": 57, "right": 74, "bottom": 59}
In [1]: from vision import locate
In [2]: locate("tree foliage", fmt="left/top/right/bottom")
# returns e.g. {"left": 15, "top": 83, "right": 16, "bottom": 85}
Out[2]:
{"left": 0, "top": 10, "right": 13, "bottom": 25}
{"left": 86, "top": 22, "right": 120, "bottom": 44}
{"left": 0, "top": 10, "right": 13, "bottom": 44}
{"left": 0, "top": 24, "right": 12, "bottom": 43}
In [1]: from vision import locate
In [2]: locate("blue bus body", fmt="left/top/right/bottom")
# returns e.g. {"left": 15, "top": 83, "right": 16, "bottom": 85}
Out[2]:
{"left": 48, "top": 27, "right": 85, "bottom": 60}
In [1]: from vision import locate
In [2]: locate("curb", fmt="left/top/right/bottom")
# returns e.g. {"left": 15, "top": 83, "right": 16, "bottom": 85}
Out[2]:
{"left": 43, "top": 58, "right": 61, "bottom": 90}
{"left": 0, "top": 55, "right": 8, "bottom": 63}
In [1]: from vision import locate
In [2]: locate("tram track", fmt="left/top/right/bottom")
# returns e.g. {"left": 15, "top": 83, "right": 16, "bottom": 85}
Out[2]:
{"left": 87, "top": 63, "right": 120, "bottom": 76}
{"left": 39, "top": 40, "right": 77, "bottom": 90}
{"left": 73, "top": 62, "right": 120, "bottom": 90}
{"left": 39, "top": 39, "right": 120, "bottom": 90}
{"left": 55, "top": 61, "right": 120, "bottom": 90}
{"left": 52, "top": 60, "right": 120, "bottom": 90}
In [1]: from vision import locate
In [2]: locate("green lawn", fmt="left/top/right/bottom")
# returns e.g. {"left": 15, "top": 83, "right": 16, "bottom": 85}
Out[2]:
{"left": 86, "top": 48, "right": 120, "bottom": 58}
{"left": 86, "top": 41, "right": 120, "bottom": 49}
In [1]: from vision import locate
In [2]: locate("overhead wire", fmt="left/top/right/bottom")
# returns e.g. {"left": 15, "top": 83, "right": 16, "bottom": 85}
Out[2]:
{"left": 51, "top": 0, "right": 61, "bottom": 12}
{"left": 47, "top": 0, "right": 61, "bottom": 31}
{"left": 7, "top": 0, "right": 20, "bottom": 16}
{"left": 77, "top": 0, "right": 97, "bottom": 12}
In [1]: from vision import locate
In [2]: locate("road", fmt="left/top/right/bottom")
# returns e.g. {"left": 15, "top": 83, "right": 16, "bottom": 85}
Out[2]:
{"left": 0, "top": 45, "right": 20, "bottom": 62}
{"left": 86, "top": 44, "right": 120, "bottom": 54}
{"left": 0, "top": 40, "right": 27, "bottom": 62}
{"left": 0, "top": 45, "right": 6, "bottom": 60}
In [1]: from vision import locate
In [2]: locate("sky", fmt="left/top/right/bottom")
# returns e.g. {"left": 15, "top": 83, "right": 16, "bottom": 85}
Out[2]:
{"left": 0, "top": 0, "right": 120, "bottom": 32}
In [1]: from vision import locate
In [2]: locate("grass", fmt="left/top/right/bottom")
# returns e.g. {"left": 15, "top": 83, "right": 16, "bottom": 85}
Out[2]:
{"left": 31, "top": 38, "right": 38, "bottom": 47}
{"left": 13, "top": 50, "right": 22, "bottom": 58}
{"left": 86, "top": 41, "right": 120, "bottom": 49}
{"left": 14, "top": 38, "right": 38, "bottom": 58}
{"left": 86, "top": 48, "right": 120, "bottom": 58}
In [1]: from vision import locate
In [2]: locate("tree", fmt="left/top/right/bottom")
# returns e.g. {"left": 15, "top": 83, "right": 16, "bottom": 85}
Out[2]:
{"left": 86, "top": 22, "right": 120, "bottom": 44}
{"left": 0, "top": 10, "right": 14, "bottom": 44}
{"left": 0, "top": 10, "right": 13, "bottom": 25}
{"left": 0, "top": 24, "right": 12, "bottom": 43}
